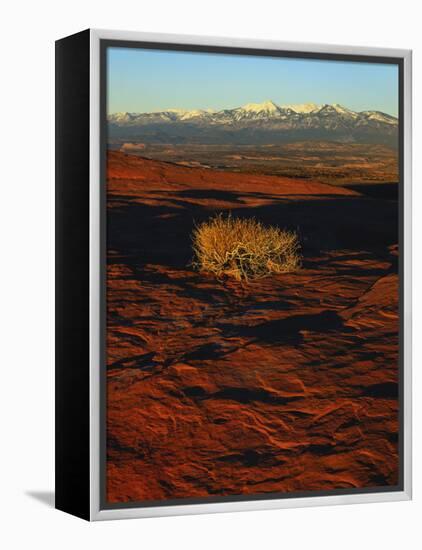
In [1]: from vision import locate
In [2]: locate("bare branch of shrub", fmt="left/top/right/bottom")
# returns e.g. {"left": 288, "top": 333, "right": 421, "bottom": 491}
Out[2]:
{"left": 191, "top": 213, "right": 302, "bottom": 281}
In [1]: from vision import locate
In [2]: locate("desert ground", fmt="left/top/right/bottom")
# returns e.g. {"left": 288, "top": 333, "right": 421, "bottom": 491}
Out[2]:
{"left": 113, "top": 141, "right": 399, "bottom": 185}
{"left": 106, "top": 149, "right": 399, "bottom": 503}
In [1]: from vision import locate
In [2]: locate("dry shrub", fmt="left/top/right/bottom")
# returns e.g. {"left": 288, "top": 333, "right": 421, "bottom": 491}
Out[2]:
{"left": 192, "top": 213, "right": 301, "bottom": 281}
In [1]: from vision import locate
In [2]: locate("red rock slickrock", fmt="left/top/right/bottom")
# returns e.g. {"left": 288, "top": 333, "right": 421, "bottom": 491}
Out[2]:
{"left": 106, "top": 151, "right": 399, "bottom": 503}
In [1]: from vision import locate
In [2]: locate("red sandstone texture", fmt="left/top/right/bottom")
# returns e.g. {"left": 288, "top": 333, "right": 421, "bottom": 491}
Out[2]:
{"left": 106, "top": 151, "right": 399, "bottom": 503}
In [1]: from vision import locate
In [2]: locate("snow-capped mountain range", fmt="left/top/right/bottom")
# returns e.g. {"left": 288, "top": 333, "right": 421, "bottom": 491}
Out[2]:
{"left": 108, "top": 100, "right": 398, "bottom": 146}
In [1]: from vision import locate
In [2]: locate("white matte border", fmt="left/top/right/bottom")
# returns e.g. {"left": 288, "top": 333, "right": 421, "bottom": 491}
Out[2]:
{"left": 89, "top": 29, "right": 412, "bottom": 521}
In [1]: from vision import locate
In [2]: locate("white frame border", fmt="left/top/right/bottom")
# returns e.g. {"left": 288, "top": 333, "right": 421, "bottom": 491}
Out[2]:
{"left": 89, "top": 29, "right": 412, "bottom": 521}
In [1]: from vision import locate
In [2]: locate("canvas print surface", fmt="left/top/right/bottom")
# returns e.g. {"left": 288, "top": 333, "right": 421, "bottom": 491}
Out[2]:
{"left": 104, "top": 45, "right": 401, "bottom": 505}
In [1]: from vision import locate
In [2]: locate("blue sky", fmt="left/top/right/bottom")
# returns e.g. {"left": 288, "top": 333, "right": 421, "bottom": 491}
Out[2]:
{"left": 107, "top": 47, "right": 399, "bottom": 116}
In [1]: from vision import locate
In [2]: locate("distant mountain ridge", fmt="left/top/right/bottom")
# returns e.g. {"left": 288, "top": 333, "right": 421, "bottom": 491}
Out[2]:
{"left": 108, "top": 100, "right": 398, "bottom": 146}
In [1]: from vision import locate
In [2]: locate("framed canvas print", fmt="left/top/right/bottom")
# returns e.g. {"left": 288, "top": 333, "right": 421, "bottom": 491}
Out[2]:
{"left": 55, "top": 29, "right": 412, "bottom": 521}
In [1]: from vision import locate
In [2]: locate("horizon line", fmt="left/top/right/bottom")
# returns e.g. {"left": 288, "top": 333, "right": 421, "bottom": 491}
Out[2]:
{"left": 108, "top": 100, "right": 398, "bottom": 117}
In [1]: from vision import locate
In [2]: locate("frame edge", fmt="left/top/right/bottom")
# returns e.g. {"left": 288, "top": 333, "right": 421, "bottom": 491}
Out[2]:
{"left": 88, "top": 29, "right": 412, "bottom": 521}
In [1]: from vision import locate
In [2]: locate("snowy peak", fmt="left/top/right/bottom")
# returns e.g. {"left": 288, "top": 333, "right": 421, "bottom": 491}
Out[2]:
{"left": 240, "top": 100, "right": 280, "bottom": 114}
{"left": 109, "top": 112, "right": 139, "bottom": 123}
{"left": 281, "top": 103, "right": 320, "bottom": 114}
{"left": 332, "top": 103, "right": 350, "bottom": 112}
{"left": 359, "top": 110, "right": 398, "bottom": 125}
{"left": 331, "top": 103, "right": 359, "bottom": 117}
{"left": 178, "top": 109, "right": 214, "bottom": 120}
